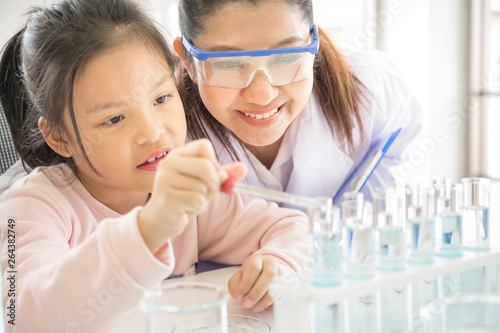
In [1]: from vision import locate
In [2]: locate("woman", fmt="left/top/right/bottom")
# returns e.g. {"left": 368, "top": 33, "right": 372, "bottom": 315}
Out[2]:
{"left": 173, "top": 0, "right": 423, "bottom": 202}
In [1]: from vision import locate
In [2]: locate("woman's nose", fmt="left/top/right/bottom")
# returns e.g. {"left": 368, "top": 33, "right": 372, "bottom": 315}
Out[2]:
{"left": 241, "top": 69, "right": 279, "bottom": 105}
{"left": 135, "top": 111, "right": 165, "bottom": 145}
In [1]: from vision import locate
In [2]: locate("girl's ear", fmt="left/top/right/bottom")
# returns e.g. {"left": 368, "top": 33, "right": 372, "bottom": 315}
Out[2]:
{"left": 173, "top": 37, "right": 198, "bottom": 83}
{"left": 38, "top": 117, "right": 73, "bottom": 158}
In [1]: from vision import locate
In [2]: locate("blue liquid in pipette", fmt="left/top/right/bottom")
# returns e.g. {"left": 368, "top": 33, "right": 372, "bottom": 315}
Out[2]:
{"left": 435, "top": 213, "right": 463, "bottom": 258}
{"left": 462, "top": 206, "right": 489, "bottom": 251}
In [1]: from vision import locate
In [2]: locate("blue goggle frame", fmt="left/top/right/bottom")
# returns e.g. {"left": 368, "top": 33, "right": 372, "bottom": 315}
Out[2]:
{"left": 182, "top": 25, "right": 319, "bottom": 61}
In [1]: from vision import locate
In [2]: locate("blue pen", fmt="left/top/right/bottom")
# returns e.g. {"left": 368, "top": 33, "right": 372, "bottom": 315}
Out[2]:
{"left": 332, "top": 128, "right": 402, "bottom": 204}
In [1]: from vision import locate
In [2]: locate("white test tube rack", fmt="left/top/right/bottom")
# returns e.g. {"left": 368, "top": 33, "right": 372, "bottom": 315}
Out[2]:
{"left": 269, "top": 244, "right": 500, "bottom": 333}
{"left": 232, "top": 182, "right": 500, "bottom": 332}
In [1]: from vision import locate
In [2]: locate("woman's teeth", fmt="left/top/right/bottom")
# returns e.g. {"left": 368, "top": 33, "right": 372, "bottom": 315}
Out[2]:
{"left": 243, "top": 108, "right": 278, "bottom": 120}
{"left": 146, "top": 151, "right": 167, "bottom": 163}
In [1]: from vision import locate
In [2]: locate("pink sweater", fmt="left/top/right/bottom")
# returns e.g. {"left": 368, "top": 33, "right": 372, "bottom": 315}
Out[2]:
{"left": 0, "top": 164, "right": 308, "bottom": 332}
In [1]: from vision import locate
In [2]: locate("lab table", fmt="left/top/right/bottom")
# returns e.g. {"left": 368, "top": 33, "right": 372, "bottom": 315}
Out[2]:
{"left": 112, "top": 266, "right": 274, "bottom": 333}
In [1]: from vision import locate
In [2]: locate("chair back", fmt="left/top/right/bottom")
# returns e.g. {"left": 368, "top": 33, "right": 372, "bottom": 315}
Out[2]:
{"left": 0, "top": 105, "right": 20, "bottom": 175}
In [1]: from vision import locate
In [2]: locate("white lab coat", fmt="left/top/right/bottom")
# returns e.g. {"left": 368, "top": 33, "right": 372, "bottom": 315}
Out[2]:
{"left": 209, "top": 49, "right": 423, "bottom": 203}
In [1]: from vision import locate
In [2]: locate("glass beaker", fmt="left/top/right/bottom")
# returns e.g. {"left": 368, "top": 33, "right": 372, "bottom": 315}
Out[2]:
{"left": 373, "top": 187, "right": 405, "bottom": 272}
{"left": 406, "top": 184, "right": 435, "bottom": 265}
{"left": 461, "top": 177, "right": 490, "bottom": 251}
{"left": 171, "top": 314, "right": 271, "bottom": 333}
{"left": 341, "top": 192, "right": 374, "bottom": 279}
{"left": 435, "top": 182, "right": 463, "bottom": 258}
{"left": 140, "top": 281, "right": 229, "bottom": 333}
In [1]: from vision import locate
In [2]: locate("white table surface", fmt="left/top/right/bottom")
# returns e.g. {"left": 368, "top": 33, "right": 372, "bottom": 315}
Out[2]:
{"left": 112, "top": 266, "right": 274, "bottom": 333}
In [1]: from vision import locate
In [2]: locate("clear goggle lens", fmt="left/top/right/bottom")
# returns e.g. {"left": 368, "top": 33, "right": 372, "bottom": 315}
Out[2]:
{"left": 194, "top": 52, "right": 315, "bottom": 89}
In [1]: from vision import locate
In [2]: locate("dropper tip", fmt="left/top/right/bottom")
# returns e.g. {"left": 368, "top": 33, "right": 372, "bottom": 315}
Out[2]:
{"left": 221, "top": 175, "right": 238, "bottom": 194}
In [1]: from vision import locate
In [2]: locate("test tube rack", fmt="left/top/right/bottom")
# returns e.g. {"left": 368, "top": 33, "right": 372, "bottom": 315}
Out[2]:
{"left": 269, "top": 244, "right": 500, "bottom": 333}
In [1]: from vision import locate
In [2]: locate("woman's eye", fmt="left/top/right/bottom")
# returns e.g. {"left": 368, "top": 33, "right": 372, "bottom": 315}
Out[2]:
{"left": 212, "top": 60, "right": 244, "bottom": 70}
{"left": 103, "top": 115, "right": 124, "bottom": 126}
{"left": 154, "top": 94, "right": 170, "bottom": 105}
{"left": 272, "top": 54, "right": 300, "bottom": 65}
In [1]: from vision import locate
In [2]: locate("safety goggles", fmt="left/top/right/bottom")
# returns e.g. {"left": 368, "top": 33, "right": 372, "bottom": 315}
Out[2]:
{"left": 182, "top": 25, "right": 319, "bottom": 89}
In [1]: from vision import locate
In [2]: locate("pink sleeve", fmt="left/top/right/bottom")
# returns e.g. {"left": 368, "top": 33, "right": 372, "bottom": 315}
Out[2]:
{"left": 1, "top": 187, "right": 173, "bottom": 333}
{"left": 194, "top": 193, "right": 309, "bottom": 272}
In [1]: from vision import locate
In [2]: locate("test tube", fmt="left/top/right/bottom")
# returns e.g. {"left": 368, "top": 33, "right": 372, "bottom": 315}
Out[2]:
{"left": 341, "top": 192, "right": 374, "bottom": 279}
{"left": 373, "top": 187, "right": 405, "bottom": 272}
{"left": 460, "top": 175, "right": 491, "bottom": 294}
{"left": 307, "top": 198, "right": 343, "bottom": 333}
{"left": 406, "top": 184, "right": 435, "bottom": 265}
{"left": 373, "top": 187, "right": 407, "bottom": 332}
{"left": 461, "top": 177, "right": 490, "bottom": 251}
{"left": 308, "top": 197, "right": 342, "bottom": 287}
{"left": 435, "top": 182, "right": 463, "bottom": 258}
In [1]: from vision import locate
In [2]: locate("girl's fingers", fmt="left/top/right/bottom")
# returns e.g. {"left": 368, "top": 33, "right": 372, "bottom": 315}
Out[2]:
{"left": 239, "top": 257, "right": 279, "bottom": 310}
{"left": 222, "top": 162, "right": 248, "bottom": 181}
{"left": 156, "top": 186, "right": 211, "bottom": 218}
{"left": 220, "top": 162, "right": 248, "bottom": 194}
{"left": 175, "top": 138, "right": 218, "bottom": 162}
{"left": 158, "top": 156, "right": 221, "bottom": 196}
{"left": 234, "top": 257, "right": 263, "bottom": 302}
{"left": 250, "top": 292, "right": 274, "bottom": 312}
{"left": 162, "top": 167, "right": 217, "bottom": 196}
{"left": 227, "top": 269, "right": 243, "bottom": 299}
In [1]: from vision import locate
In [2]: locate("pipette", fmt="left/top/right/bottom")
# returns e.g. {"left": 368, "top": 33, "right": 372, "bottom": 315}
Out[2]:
{"left": 221, "top": 176, "right": 320, "bottom": 210}
{"left": 222, "top": 176, "right": 341, "bottom": 288}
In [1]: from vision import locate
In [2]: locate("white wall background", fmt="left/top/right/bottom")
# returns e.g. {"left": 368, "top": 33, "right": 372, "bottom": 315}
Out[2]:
{"left": 381, "top": 0, "right": 470, "bottom": 186}
{"left": 0, "top": 0, "right": 471, "bottom": 185}
{"left": 316, "top": 0, "right": 471, "bottom": 186}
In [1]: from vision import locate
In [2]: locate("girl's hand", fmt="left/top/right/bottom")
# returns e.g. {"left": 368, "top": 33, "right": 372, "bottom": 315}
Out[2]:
{"left": 228, "top": 254, "right": 284, "bottom": 312}
{"left": 138, "top": 139, "right": 246, "bottom": 252}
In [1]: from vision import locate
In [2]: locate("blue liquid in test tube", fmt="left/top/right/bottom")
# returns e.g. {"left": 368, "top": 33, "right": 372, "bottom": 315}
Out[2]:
{"left": 461, "top": 177, "right": 490, "bottom": 252}
{"left": 308, "top": 198, "right": 343, "bottom": 333}
{"left": 462, "top": 205, "right": 489, "bottom": 251}
{"left": 308, "top": 198, "right": 342, "bottom": 287}
{"left": 406, "top": 185, "right": 435, "bottom": 265}
{"left": 342, "top": 192, "right": 375, "bottom": 279}
{"left": 374, "top": 187, "right": 405, "bottom": 272}
{"left": 435, "top": 213, "right": 463, "bottom": 258}
{"left": 435, "top": 182, "right": 463, "bottom": 258}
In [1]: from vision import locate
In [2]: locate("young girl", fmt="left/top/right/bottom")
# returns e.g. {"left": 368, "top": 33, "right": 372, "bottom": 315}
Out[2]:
{"left": 0, "top": 0, "right": 308, "bottom": 331}
{"left": 174, "top": 0, "right": 423, "bottom": 201}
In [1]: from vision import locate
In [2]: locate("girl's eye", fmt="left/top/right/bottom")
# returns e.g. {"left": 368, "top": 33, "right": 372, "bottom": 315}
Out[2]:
{"left": 154, "top": 94, "right": 171, "bottom": 105}
{"left": 103, "top": 115, "right": 124, "bottom": 126}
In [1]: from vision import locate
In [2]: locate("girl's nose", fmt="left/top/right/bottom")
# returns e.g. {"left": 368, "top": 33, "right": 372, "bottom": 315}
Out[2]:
{"left": 241, "top": 70, "right": 279, "bottom": 105}
{"left": 135, "top": 111, "right": 165, "bottom": 145}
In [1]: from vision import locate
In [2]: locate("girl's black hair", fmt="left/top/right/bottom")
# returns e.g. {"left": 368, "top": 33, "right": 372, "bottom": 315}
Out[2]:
{"left": 178, "top": 0, "right": 367, "bottom": 161}
{"left": 0, "top": 0, "right": 179, "bottom": 175}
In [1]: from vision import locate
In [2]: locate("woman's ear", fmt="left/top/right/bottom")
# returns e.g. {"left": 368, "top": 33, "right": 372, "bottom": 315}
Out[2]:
{"left": 38, "top": 117, "right": 73, "bottom": 158}
{"left": 173, "top": 37, "right": 198, "bottom": 83}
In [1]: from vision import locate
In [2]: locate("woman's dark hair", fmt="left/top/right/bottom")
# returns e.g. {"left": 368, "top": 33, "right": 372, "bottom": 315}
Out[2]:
{"left": 177, "top": 0, "right": 367, "bottom": 161}
{"left": 0, "top": 0, "right": 179, "bottom": 174}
